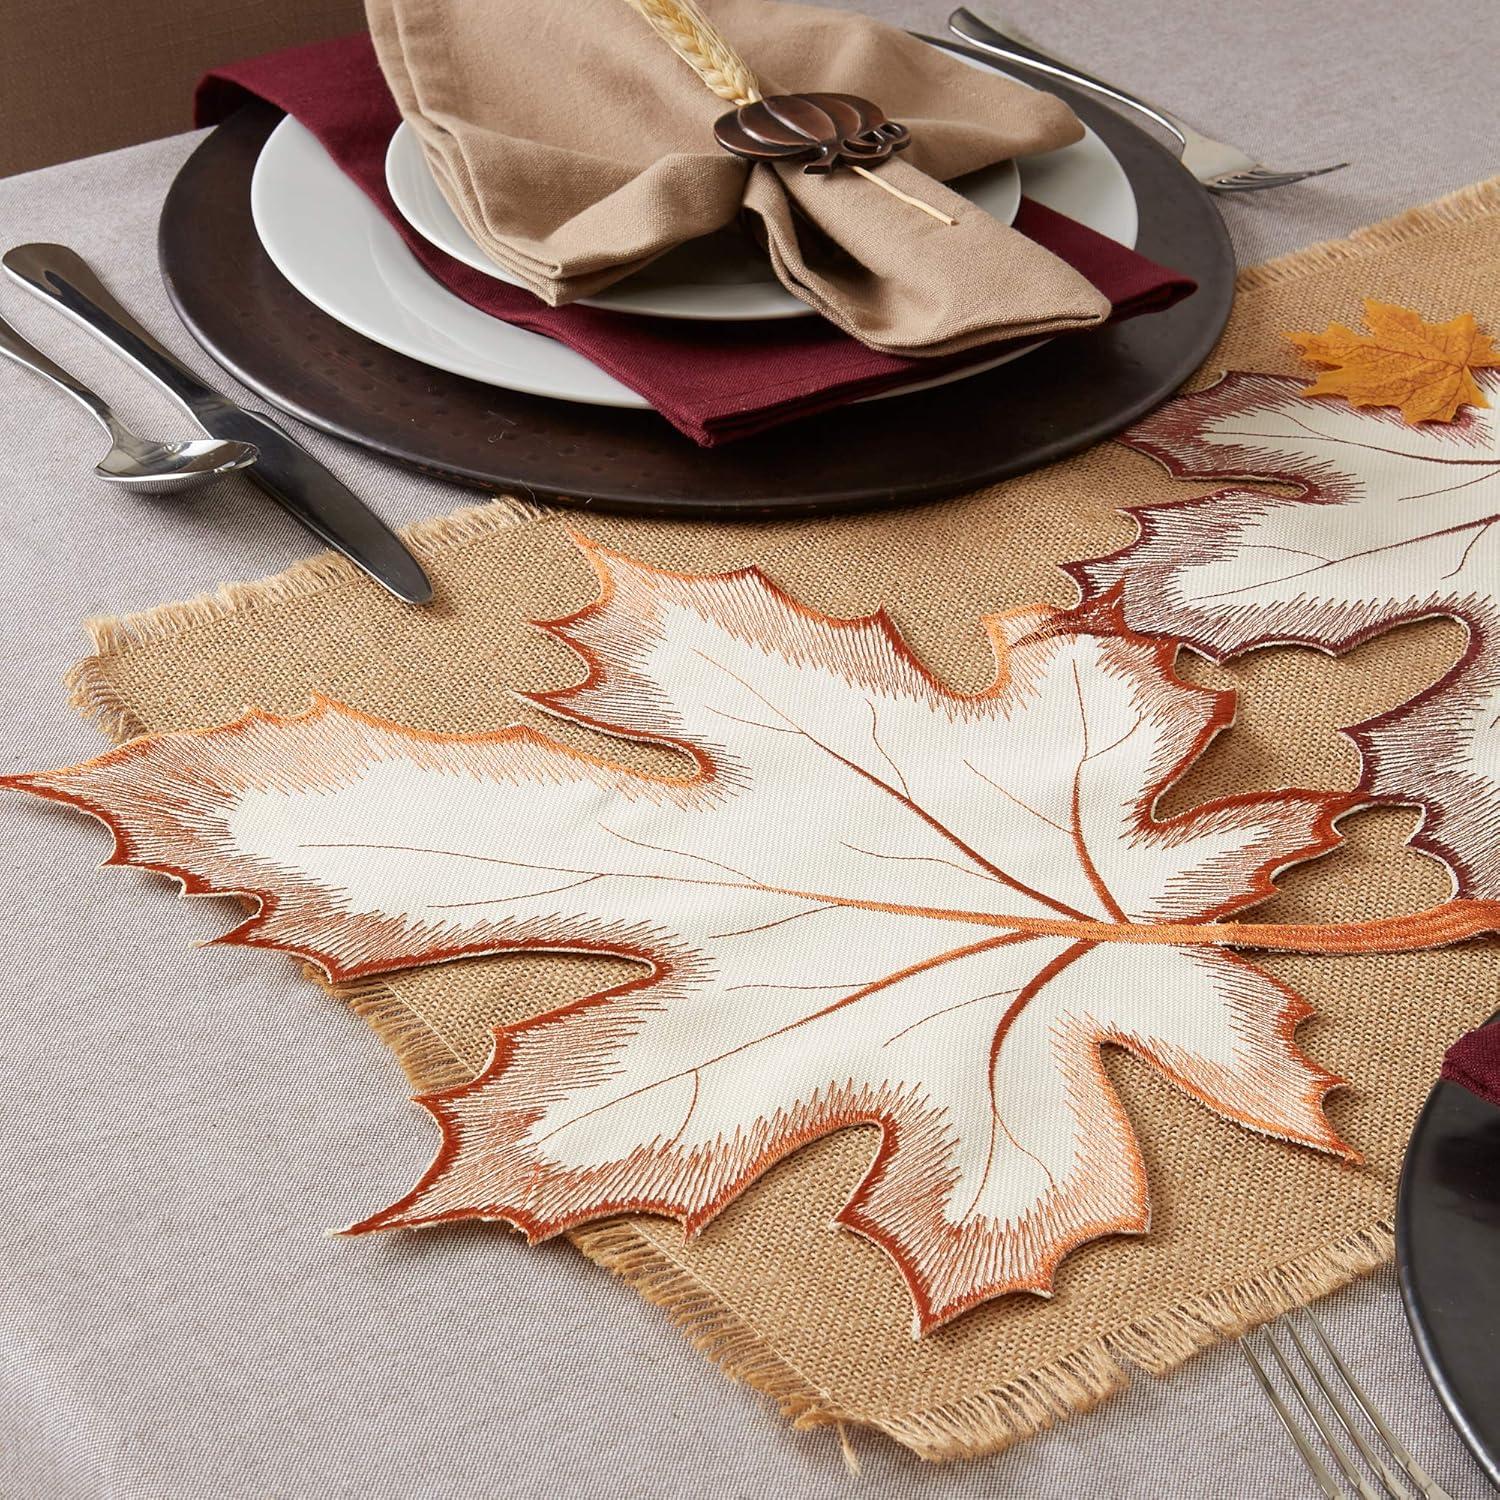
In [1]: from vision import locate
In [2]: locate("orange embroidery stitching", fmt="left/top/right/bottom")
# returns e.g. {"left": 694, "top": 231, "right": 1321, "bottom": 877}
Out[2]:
{"left": 9, "top": 536, "right": 1498, "bottom": 1333}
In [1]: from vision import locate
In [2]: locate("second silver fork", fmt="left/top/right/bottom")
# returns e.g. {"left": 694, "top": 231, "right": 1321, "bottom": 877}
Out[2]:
{"left": 1240, "top": 1307, "right": 1452, "bottom": 1500}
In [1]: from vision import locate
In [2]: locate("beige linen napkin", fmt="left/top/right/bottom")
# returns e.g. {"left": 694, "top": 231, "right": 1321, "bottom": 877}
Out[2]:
{"left": 367, "top": 0, "right": 1111, "bottom": 354}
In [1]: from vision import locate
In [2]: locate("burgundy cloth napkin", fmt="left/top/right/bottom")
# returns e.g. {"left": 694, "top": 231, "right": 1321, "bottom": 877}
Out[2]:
{"left": 1441, "top": 1023, "right": 1500, "bottom": 1108}
{"left": 196, "top": 35, "right": 1196, "bottom": 447}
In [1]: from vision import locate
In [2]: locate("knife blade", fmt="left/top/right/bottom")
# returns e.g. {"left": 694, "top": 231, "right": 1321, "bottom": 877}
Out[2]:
{"left": 3, "top": 242, "right": 432, "bottom": 606}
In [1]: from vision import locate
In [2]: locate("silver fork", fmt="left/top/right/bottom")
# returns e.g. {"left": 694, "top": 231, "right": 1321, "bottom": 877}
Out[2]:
{"left": 947, "top": 9, "right": 1349, "bottom": 192}
{"left": 1238, "top": 1308, "right": 1453, "bottom": 1499}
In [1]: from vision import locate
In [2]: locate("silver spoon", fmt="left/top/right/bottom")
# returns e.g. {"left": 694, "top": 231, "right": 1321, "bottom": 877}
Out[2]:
{"left": 0, "top": 311, "right": 255, "bottom": 492}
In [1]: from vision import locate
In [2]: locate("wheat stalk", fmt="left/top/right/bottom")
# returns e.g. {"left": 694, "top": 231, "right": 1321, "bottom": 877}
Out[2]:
{"left": 616, "top": 0, "right": 955, "bottom": 224}
{"left": 618, "top": 0, "right": 761, "bottom": 105}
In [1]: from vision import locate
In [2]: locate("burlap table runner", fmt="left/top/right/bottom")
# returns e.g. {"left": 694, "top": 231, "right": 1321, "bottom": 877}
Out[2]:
{"left": 64, "top": 178, "right": 1499, "bottom": 1461}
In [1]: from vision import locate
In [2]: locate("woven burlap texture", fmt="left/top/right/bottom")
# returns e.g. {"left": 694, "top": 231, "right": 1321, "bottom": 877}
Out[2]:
{"left": 66, "top": 177, "right": 1500, "bottom": 1462}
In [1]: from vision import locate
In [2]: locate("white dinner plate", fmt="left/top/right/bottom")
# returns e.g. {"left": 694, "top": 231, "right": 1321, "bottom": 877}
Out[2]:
{"left": 250, "top": 72, "right": 1137, "bottom": 410}
{"left": 385, "top": 122, "right": 1022, "bottom": 322}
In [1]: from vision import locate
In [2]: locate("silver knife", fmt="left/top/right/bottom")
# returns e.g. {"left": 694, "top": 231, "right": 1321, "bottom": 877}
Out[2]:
{"left": 3, "top": 243, "right": 432, "bottom": 605}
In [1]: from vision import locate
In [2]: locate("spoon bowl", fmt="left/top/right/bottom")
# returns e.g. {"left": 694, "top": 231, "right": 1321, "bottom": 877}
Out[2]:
{"left": 0, "top": 310, "right": 257, "bottom": 495}
{"left": 93, "top": 430, "right": 257, "bottom": 492}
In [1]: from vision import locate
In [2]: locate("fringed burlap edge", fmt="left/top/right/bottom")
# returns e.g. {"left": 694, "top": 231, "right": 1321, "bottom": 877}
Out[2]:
{"left": 61, "top": 180, "right": 1495, "bottom": 1457}
{"left": 1234, "top": 173, "right": 1500, "bottom": 293}
{"left": 883, "top": 1222, "right": 1396, "bottom": 1461}
{"left": 63, "top": 496, "right": 549, "bottom": 741}
{"left": 324, "top": 969, "right": 1395, "bottom": 1464}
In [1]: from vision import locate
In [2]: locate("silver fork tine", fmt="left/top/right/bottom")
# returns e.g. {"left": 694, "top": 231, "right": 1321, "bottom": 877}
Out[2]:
{"left": 1268, "top": 164, "right": 1347, "bottom": 182}
{"left": 1238, "top": 1335, "right": 1348, "bottom": 1500}
{"left": 1212, "top": 165, "right": 1348, "bottom": 191}
{"left": 1283, "top": 1315, "right": 1415, "bottom": 1500}
{"left": 1302, "top": 1310, "right": 1455, "bottom": 1500}
{"left": 1262, "top": 1327, "right": 1384, "bottom": 1500}
{"left": 1214, "top": 173, "right": 1313, "bottom": 191}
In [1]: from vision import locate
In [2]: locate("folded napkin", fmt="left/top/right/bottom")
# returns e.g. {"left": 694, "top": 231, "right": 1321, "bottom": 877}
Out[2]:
{"left": 196, "top": 36, "right": 1196, "bottom": 446}
{"left": 1441, "top": 1023, "right": 1500, "bottom": 1107}
{"left": 366, "top": 0, "right": 1112, "bottom": 356}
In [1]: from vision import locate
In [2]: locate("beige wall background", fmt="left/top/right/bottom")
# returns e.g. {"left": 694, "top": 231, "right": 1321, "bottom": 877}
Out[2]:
{"left": 0, "top": 0, "right": 365, "bottom": 177}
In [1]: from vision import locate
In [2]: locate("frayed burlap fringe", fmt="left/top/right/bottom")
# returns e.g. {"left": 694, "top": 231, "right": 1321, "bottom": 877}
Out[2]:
{"left": 326, "top": 971, "right": 1396, "bottom": 1463}
{"left": 570, "top": 1212, "right": 1394, "bottom": 1463}
{"left": 879, "top": 1222, "right": 1393, "bottom": 1461}
{"left": 1235, "top": 174, "right": 1500, "bottom": 293}
{"left": 1110, "top": 1221, "right": 1394, "bottom": 1377}
{"left": 572, "top": 1219, "right": 848, "bottom": 1427}
{"left": 64, "top": 496, "right": 548, "bottom": 741}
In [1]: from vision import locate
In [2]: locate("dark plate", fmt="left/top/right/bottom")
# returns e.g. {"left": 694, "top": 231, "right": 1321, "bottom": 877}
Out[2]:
{"left": 1397, "top": 1017, "right": 1500, "bottom": 1488}
{"left": 157, "top": 52, "right": 1234, "bottom": 518}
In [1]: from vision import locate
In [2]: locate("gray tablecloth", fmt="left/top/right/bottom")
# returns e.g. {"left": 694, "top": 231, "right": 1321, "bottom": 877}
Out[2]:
{"left": 1, "top": 3, "right": 1495, "bottom": 1495}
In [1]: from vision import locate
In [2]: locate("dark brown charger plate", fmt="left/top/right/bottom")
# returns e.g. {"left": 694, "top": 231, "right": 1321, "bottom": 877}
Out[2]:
{"left": 157, "top": 50, "right": 1233, "bottom": 518}
{"left": 1398, "top": 1017, "right": 1500, "bottom": 1488}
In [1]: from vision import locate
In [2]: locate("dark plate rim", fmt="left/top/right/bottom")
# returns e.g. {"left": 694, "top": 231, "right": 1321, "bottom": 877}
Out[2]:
{"left": 1397, "top": 1013, "right": 1500, "bottom": 1490}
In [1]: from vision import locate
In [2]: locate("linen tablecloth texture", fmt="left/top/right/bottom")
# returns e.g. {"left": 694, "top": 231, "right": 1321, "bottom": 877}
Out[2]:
{"left": 56, "top": 179, "right": 1500, "bottom": 1460}
{"left": 194, "top": 33, "right": 1195, "bottom": 446}
{"left": 365, "top": 0, "right": 1109, "bottom": 353}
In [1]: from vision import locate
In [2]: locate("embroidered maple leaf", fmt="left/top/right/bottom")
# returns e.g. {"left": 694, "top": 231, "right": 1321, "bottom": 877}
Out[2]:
{"left": 1287, "top": 299, "right": 1500, "bottom": 423}
{"left": 1073, "top": 369, "right": 1500, "bottom": 901}
{"left": 9, "top": 540, "right": 1499, "bottom": 1333}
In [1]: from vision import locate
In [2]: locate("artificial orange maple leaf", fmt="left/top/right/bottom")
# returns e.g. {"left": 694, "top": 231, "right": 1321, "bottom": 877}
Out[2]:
{"left": 1286, "top": 298, "right": 1500, "bottom": 423}
{"left": 9, "top": 539, "right": 1500, "bottom": 1333}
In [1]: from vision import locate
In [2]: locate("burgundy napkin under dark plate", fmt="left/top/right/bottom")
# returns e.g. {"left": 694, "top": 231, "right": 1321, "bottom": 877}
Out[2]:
{"left": 196, "top": 35, "right": 1196, "bottom": 447}
{"left": 1441, "top": 1023, "right": 1500, "bottom": 1109}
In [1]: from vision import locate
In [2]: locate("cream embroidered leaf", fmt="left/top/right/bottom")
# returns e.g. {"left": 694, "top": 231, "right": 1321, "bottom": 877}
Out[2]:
{"left": 1073, "top": 370, "right": 1500, "bottom": 900}
{"left": 11, "top": 540, "right": 1498, "bottom": 1332}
